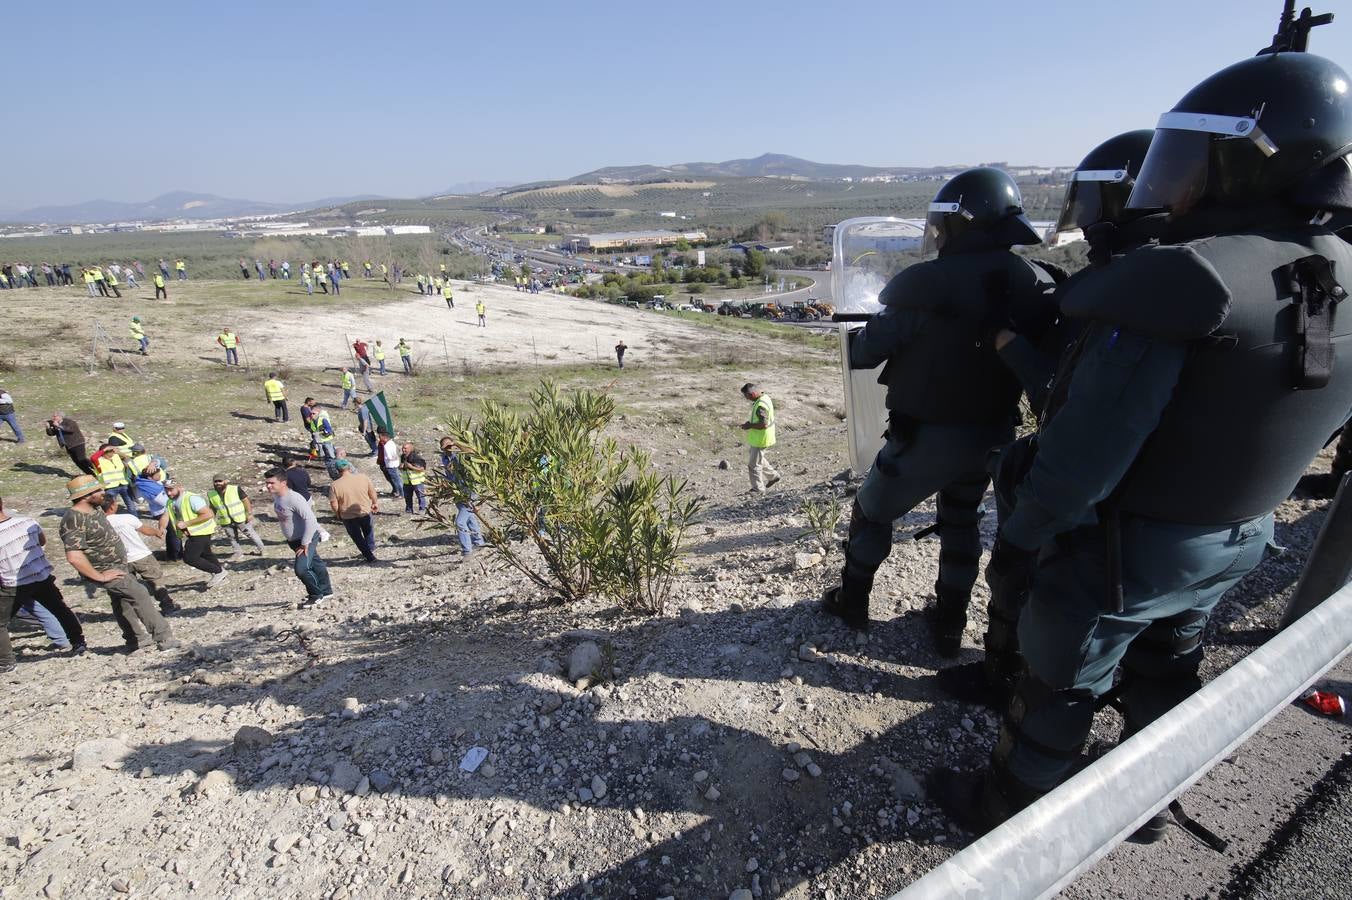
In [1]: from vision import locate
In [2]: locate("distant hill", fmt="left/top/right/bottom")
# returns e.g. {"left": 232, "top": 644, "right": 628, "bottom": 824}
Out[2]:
{"left": 567, "top": 152, "right": 957, "bottom": 185}
{"left": 0, "top": 191, "right": 386, "bottom": 224}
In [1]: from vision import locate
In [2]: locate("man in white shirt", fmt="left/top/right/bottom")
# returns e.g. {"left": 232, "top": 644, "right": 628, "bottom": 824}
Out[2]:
{"left": 0, "top": 495, "right": 86, "bottom": 671}
{"left": 102, "top": 496, "right": 179, "bottom": 614}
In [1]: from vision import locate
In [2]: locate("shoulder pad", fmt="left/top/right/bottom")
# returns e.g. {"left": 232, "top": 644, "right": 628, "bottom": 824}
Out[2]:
{"left": 878, "top": 261, "right": 948, "bottom": 311}
{"left": 1061, "top": 244, "right": 1231, "bottom": 341}
{"left": 1027, "top": 258, "right": 1071, "bottom": 284}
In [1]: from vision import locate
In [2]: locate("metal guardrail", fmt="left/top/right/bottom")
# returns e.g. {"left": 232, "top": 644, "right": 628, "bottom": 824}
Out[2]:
{"left": 895, "top": 478, "right": 1352, "bottom": 900}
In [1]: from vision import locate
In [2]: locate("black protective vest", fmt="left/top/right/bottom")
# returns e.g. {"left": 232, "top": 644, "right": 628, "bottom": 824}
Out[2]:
{"left": 1066, "top": 224, "right": 1352, "bottom": 524}
{"left": 881, "top": 250, "right": 1058, "bottom": 426}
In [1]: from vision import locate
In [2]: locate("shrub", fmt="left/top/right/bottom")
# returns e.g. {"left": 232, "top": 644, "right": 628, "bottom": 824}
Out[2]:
{"left": 424, "top": 382, "right": 702, "bottom": 614}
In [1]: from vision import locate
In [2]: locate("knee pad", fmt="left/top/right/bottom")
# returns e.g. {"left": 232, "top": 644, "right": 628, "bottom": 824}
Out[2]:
{"left": 994, "top": 671, "right": 1097, "bottom": 768}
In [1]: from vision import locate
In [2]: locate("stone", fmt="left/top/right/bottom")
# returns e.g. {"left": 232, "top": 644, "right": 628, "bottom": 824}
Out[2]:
{"left": 480, "top": 764, "right": 496, "bottom": 778}
{"left": 890, "top": 768, "right": 924, "bottom": 802}
{"left": 42, "top": 874, "right": 63, "bottom": 899}
{"left": 745, "top": 858, "right": 759, "bottom": 873}
{"left": 429, "top": 748, "right": 445, "bottom": 765}
{"left": 111, "top": 878, "right": 131, "bottom": 893}
{"left": 567, "top": 641, "right": 603, "bottom": 682}
{"left": 297, "top": 786, "right": 319, "bottom": 806}
{"left": 794, "top": 551, "right": 824, "bottom": 570}
{"left": 329, "top": 760, "right": 362, "bottom": 793}
{"left": 233, "top": 726, "right": 275, "bottom": 753}
{"left": 793, "top": 751, "right": 812, "bottom": 767}
{"left": 271, "top": 834, "right": 301, "bottom": 854}
{"left": 797, "top": 643, "right": 823, "bottom": 663}
{"left": 536, "top": 655, "right": 564, "bottom": 678}
{"left": 703, "top": 785, "right": 721, "bottom": 801}
{"left": 781, "top": 768, "right": 800, "bottom": 782}
{"left": 806, "top": 763, "right": 823, "bottom": 778}
{"left": 356, "top": 822, "right": 375, "bottom": 838}
{"left": 577, "top": 787, "right": 594, "bottom": 803}
{"left": 328, "top": 813, "right": 348, "bottom": 831}
{"left": 591, "top": 775, "right": 608, "bottom": 800}
{"left": 72, "top": 738, "right": 130, "bottom": 771}
{"left": 340, "top": 697, "right": 360, "bottom": 719}
{"left": 718, "top": 460, "right": 730, "bottom": 470}
{"left": 730, "top": 891, "right": 753, "bottom": 900}
{"left": 192, "top": 770, "right": 233, "bottom": 797}
{"left": 693, "top": 770, "right": 709, "bottom": 783}
{"left": 368, "top": 771, "right": 393, "bottom": 793}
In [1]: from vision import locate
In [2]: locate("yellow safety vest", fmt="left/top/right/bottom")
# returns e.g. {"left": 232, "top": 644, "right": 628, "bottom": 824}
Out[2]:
{"left": 397, "top": 342, "right": 410, "bottom": 357}
{"left": 308, "top": 411, "right": 335, "bottom": 443}
{"left": 342, "top": 371, "right": 355, "bottom": 390}
{"left": 83, "top": 270, "right": 95, "bottom": 284}
{"left": 172, "top": 492, "right": 218, "bottom": 537}
{"left": 442, "top": 284, "right": 453, "bottom": 299}
{"left": 207, "top": 484, "right": 248, "bottom": 525}
{"left": 106, "top": 272, "right": 118, "bottom": 286}
{"left": 374, "top": 346, "right": 385, "bottom": 361}
{"left": 219, "top": 332, "right": 237, "bottom": 349}
{"left": 264, "top": 379, "right": 285, "bottom": 401}
{"left": 401, "top": 459, "right": 426, "bottom": 486}
{"left": 107, "top": 431, "right": 134, "bottom": 455}
{"left": 96, "top": 452, "right": 127, "bottom": 488}
{"left": 476, "top": 303, "right": 485, "bottom": 315}
{"left": 130, "top": 322, "right": 144, "bottom": 339}
{"left": 93, "top": 269, "right": 105, "bottom": 282}
{"left": 175, "top": 261, "right": 185, "bottom": 271}
{"left": 746, "top": 396, "right": 776, "bottom": 449}
{"left": 128, "top": 453, "right": 153, "bottom": 478}
{"left": 153, "top": 274, "right": 165, "bottom": 288}
{"left": 439, "top": 264, "right": 446, "bottom": 273}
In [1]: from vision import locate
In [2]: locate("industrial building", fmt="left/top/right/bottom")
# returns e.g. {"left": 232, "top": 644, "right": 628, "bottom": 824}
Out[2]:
{"left": 563, "top": 230, "right": 707, "bottom": 251}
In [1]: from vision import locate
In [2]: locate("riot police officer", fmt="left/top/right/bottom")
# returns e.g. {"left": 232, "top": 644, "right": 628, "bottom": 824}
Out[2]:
{"left": 931, "top": 46, "right": 1352, "bottom": 839}
{"left": 822, "top": 167, "right": 1059, "bottom": 655}
{"left": 937, "top": 129, "right": 1165, "bottom": 705}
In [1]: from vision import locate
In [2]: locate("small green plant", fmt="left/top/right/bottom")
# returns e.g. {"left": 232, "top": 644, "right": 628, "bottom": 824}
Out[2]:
{"left": 425, "top": 381, "right": 703, "bottom": 614}
{"left": 799, "top": 495, "right": 843, "bottom": 551}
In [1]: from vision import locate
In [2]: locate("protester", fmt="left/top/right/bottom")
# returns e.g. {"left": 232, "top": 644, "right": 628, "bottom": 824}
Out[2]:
{"left": 329, "top": 460, "right": 379, "bottom": 563}
{"left": 0, "top": 494, "right": 86, "bottom": 671}
{"left": 265, "top": 468, "right": 333, "bottom": 607}
{"left": 101, "top": 495, "right": 179, "bottom": 613}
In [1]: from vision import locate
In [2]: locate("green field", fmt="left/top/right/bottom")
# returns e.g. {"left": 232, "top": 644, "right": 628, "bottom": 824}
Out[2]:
{"left": 0, "top": 231, "right": 486, "bottom": 281}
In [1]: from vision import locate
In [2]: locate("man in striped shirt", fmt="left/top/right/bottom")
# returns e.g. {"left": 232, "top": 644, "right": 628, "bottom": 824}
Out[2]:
{"left": 0, "top": 495, "right": 86, "bottom": 672}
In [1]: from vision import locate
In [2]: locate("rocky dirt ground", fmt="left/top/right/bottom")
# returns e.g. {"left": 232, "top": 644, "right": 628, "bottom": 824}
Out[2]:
{"left": 0, "top": 291, "right": 1348, "bottom": 900}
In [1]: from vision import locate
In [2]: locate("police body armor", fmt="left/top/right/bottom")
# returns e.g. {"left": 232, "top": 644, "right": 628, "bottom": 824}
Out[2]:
{"left": 879, "top": 250, "right": 1058, "bottom": 426}
{"left": 1064, "top": 222, "right": 1352, "bottom": 524}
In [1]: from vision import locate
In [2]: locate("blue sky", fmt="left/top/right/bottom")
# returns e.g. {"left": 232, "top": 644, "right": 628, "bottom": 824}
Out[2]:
{"left": 5, "top": 0, "right": 1349, "bottom": 208}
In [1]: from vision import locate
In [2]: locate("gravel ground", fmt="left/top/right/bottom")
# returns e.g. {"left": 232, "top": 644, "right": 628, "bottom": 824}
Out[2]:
{"left": 1, "top": 298, "right": 1349, "bottom": 899}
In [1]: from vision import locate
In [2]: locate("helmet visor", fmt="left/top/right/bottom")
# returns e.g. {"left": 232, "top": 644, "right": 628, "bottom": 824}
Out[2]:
{"left": 1125, "top": 128, "right": 1211, "bottom": 213}
{"left": 1127, "top": 111, "right": 1278, "bottom": 213}
{"left": 921, "top": 201, "right": 968, "bottom": 257}
{"left": 1053, "top": 168, "right": 1130, "bottom": 235}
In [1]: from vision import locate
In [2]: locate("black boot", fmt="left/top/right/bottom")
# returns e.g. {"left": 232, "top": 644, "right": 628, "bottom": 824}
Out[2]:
{"left": 935, "top": 661, "right": 1010, "bottom": 707}
{"left": 927, "top": 764, "right": 1044, "bottom": 837}
{"left": 927, "top": 583, "right": 969, "bottom": 658}
{"left": 821, "top": 566, "right": 872, "bottom": 631}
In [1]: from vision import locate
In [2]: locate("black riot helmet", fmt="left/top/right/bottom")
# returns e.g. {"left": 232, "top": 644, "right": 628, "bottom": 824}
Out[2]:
{"left": 1052, "top": 130, "right": 1155, "bottom": 237}
{"left": 1127, "top": 52, "right": 1352, "bottom": 215}
{"left": 922, "top": 167, "right": 1042, "bottom": 255}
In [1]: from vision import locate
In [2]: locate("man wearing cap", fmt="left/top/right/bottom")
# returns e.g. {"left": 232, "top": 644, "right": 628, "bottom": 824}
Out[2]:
{"left": 59, "top": 476, "right": 180, "bottom": 652}
{"left": 265, "top": 467, "right": 334, "bottom": 607}
{"left": 165, "top": 481, "right": 228, "bottom": 588}
{"left": 45, "top": 413, "right": 95, "bottom": 476}
{"left": 106, "top": 422, "right": 135, "bottom": 459}
{"left": 100, "top": 494, "right": 179, "bottom": 614}
{"left": 329, "top": 459, "right": 380, "bottom": 563}
{"left": 130, "top": 317, "right": 148, "bottom": 355}
{"left": 739, "top": 383, "right": 780, "bottom": 493}
{"left": 208, "top": 474, "right": 265, "bottom": 562}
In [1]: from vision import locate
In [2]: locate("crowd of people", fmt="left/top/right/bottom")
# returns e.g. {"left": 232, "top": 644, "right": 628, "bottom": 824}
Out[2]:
{"left": 0, "top": 374, "right": 488, "bottom": 669}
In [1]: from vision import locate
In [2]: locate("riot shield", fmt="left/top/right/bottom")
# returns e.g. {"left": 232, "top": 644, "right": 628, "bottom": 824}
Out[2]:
{"left": 831, "top": 217, "right": 925, "bottom": 475}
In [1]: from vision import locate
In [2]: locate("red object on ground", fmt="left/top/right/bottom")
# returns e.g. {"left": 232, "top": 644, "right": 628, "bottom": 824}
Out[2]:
{"left": 1302, "top": 690, "right": 1346, "bottom": 717}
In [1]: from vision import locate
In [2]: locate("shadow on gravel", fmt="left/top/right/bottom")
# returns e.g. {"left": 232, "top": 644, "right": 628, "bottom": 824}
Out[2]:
{"left": 13, "top": 461, "right": 77, "bottom": 478}
{"left": 93, "top": 589, "right": 969, "bottom": 898}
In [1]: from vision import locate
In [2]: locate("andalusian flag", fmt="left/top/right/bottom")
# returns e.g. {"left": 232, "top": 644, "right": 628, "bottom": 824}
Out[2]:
{"left": 364, "top": 391, "right": 394, "bottom": 437}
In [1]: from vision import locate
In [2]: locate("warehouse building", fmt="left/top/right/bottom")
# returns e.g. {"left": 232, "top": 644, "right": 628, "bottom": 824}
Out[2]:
{"left": 564, "top": 229, "right": 707, "bottom": 251}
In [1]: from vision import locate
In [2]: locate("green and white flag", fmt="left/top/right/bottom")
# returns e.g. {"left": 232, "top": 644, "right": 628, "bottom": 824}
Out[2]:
{"left": 364, "top": 391, "right": 394, "bottom": 437}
